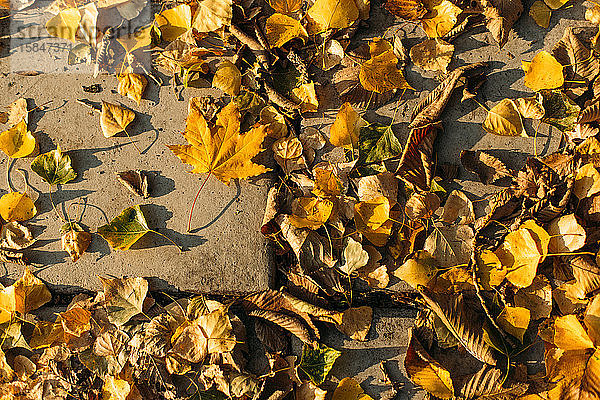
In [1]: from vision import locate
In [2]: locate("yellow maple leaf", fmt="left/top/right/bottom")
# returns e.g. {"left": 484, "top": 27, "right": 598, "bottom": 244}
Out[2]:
{"left": 168, "top": 100, "right": 269, "bottom": 185}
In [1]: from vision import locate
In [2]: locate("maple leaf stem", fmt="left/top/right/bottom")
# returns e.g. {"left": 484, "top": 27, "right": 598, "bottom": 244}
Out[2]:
{"left": 149, "top": 230, "right": 182, "bottom": 253}
{"left": 187, "top": 171, "right": 212, "bottom": 232}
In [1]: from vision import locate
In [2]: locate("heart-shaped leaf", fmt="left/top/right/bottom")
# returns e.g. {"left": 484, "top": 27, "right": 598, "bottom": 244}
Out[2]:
{"left": 31, "top": 147, "right": 77, "bottom": 186}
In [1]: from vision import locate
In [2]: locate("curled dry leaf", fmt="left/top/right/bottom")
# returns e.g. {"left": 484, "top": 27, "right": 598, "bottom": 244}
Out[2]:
{"left": 384, "top": 0, "right": 427, "bottom": 20}
{"left": 483, "top": 98, "right": 526, "bottom": 137}
{"left": 117, "top": 73, "right": 147, "bottom": 105}
{"left": 574, "top": 164, "right": 600, "bottom": 199}
{"left": 61, "top": 222, "right": 91, "bottom": 262}
{"left": 100, "top": 101, "right": 135, "bottom": 138}
{"left": 514, "top": 275, "right": 552, "bottom": 320}
{"left": 117, "top": 170, "right": 149, "bottom": 198}
{"left": 340, "top": 237, "right": 369, "bottom": 275}
{"left": 515, "top": 96, "right": 545, "bottom": 119}
{"left": 420, "top": 0, "right": 461, "bottom": 39}
{"left": 548, "top": 214, "right": 586, "bottom": 253}
{"left": 460, "top": 150, "right": 514, "bottom": 184}
{"left": 315, "top": 40, "right": 344, "bottom": 71}
{"left": 1, "top": 221, "right": 35, "bottom": 250}
{"left": 409, "top": 38, "right": 454, "bottom": 73}
{"left": 0, "top": 192, "right": 36, "bottom": 222}
{"left": 0, "top": 120, "right": 36, "bottom": 158}
{"left": 212, "top": 61, "right": 241, "bottom": 96}
{"left": 7, "top": 98, "right": 28, "bottom": 127}
{"left": 273, "top": 136, "right": 306, "bottom": 174}
{"left": 405, "top": 192, "right": 440, "bottom": 220}
{"left": 480, "top": 0, "right": 523, "bottom": 47}
{"left": 439, "top": 190, "right": 474, "bottom": 225}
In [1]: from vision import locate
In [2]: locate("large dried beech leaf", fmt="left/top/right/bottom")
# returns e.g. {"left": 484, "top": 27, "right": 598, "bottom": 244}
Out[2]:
{"left": 419, "top": 289, "right": 498, "bottom": 365}
{"left": 458, "top": 365, "right": 528, "bottom": 399}
{"left": 168, "top": 100, "right": 268, "bottom": 185}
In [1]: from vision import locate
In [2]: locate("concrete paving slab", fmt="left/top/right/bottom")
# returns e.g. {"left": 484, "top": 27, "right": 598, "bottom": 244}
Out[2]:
{"left": 321, "top": 308, "right": 424, "bottom": 399}
{"left": 0, "top": 65, "right": 274, "bottom": 293}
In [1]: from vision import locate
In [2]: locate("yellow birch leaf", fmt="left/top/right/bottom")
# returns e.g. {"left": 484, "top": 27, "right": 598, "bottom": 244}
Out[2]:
{"left": 544, "top": 0, "right": 568, "bottom": 10}
{"left": 100, "top": 102, "right": 135, "bottom": 138}
{"left": 313, "top": 167, "right": 343, "bottom": 197}
{"left": 291, "top": 82, "right": 319, "bottom": 112}
{"left": 12, "top": 267, "right": 51, "bottom": 315}
{"left": 494, "top": 227, "right": 546, "bottom": 288}
{"left": 212, "top": 61, "right": 242, "bottom": 96}
{"left": 45, "top": 8, "right": 81, "bottom": 43}
{"left": 497, "top": 306, "right": 530, "bottom": 342}
{"left": 523, "top": 51, "right": 564, "bottom": 91}
{"left": 290, "top": 197, "right": 334, "bottom": 229}
{"left": 155, "top": 4, "right": 192, "bottom": 42}
{"left": 420, "top": 0, "right": 461, "bottom": 38}
{"left": 167, "top": 100, "right": 269, "bottom": 185}
{"left": 0, "top": 192, "right": 36, "bottom": 222}
{"left": 117, "top": 25, "right": 153, "bottom": 53}
{"left": 0, "top": 120, "right": 36, "bottom": 158}
{"left": 269, "top": 0, "right": 302, "bottom": 14}
{"left": 117, "top": 73, "right": 148, "bottom": 105}
{"left": 192, "top": 0, "right": 232, "bottom": 33}
{"left": 483, "top": 99, "right": 526, "bottom": 137}
{"left": 266, "top": 13, "right": 308, "bottom": 48}
{"left": 530, "top": 0, "right": 551, "bottom": 29}
{"left": 355, "top": 197, "right": 393, "bottom": 246}
{"left": 103, "top": 375, "right": 131, "bottom": 400}
{"left": 394, "top": 250, "right": 437, "bottom": 289}
{"left": 553, "top": 314, "right": 594, "bottom": 350}
{"left": 332, "top": 377, "right": 373, "bottom": 400}
{"left": 409, "top": 38, "right": 454, "bottom": 73}
{"left": 329, "top": 102, "right": 367, "bottom": 149}
{"left": 306, "top": 0, "right": 359, "bottom": 34}
{"left": 574, "top": 163, "right": 600, "bottom": 199}
{"left": 359, "top": 50, "right": 413, "bottom": 94}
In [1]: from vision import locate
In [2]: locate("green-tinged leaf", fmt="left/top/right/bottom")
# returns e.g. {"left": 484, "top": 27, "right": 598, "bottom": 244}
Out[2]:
{"left": 97, "top": 205, "right": 150, "bottom": 250}
{"left": 99, "top": 276, "right": 148, "bottom": 326}
{"left": 31, "top": 146, "right": 77, "bottom": 186}
{"left": 359, "top": 125, "right": 402, "bottom": 164}
{"left": 540, "top": 89, "right": 580, "bottom": 132}
{"left": 299, "top": 343, "right": 341, "bottom": 385}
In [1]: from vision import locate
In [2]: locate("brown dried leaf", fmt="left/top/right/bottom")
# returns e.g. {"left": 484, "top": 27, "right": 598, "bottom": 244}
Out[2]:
{"left": 117, "top": 170, "right": 149, "bottom": 198}
{"left": 460, "top": 150, "right": 513, "bottom": 184}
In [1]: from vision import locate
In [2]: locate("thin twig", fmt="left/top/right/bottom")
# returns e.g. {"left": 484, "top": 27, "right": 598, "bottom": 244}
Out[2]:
{"left": 229, "top": 24, "right": 270, "bottom": 70}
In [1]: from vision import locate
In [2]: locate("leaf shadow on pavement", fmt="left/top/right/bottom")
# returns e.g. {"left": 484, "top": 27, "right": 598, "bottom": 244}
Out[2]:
{"left": 132, "top": 203, "right": 207, "bottom": 251}
{"left": 68, "top": 144, "right": 128, "bottom": 182}
{"left": 147, "top": 170, "right": 176, "bottom": 198}
{"left": 189, "top": 180, "right": 242, "bottom": 234}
